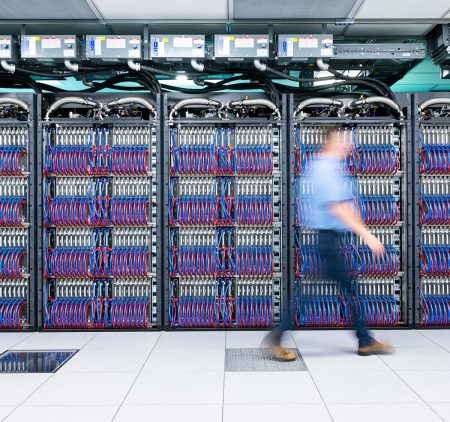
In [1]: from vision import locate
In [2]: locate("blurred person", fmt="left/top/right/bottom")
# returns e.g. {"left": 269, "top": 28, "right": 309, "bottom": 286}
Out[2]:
{"left": 264, "top": 126, "right": 393, "bottom": 360}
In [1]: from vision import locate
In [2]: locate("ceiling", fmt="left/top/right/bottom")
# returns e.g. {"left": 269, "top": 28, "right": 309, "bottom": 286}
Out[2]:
{"left": 0, "top": 0, "right": 448, "bottom": 38}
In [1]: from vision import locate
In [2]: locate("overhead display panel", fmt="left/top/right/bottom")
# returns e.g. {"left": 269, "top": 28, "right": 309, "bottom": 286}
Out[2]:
{"left": 214, "top": 34, "right": 269, "bottom": 59}
{"left": 86, "top": 35, "right": 142, "bottom": 61}
{"left": 150, "top": 35, "right": 205, "bottom": 59}
{"left": 277, "top": 34, "right": 334, "bottom": 62}
{"left": 20, "top": 35, "right": 78, "bottom": 60}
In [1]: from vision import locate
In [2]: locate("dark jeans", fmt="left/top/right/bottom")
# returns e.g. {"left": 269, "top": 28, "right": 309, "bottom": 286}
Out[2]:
{"left": 271, "top": 230, "right": 373, "bottom": 348}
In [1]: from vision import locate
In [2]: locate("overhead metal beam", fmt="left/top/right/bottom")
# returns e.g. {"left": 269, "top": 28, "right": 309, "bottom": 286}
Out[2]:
{"left": 0, "top": 18, "right": 447, "bottom": 25}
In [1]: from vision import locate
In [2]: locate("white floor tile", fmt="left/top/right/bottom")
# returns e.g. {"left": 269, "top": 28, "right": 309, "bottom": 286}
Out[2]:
{"left": 156, "top": 332, "right": 225, "bottom": 350}
{"left": 0, "top": 374, "right": 50, "bottom": 406}
{"left": 125, "top": 371, "right": 224, "bottom": 405}
{"left": 292, "top": 330, "right": 357, "bottom": 352}
{"left": 224, "top": 403, "right": 332, "bottom": 422}
{"left": 114, "top": 404, "right": 222, "bottom": 422}
{"left": 59, "top": 348, "right": 150, "bottom": 373}
{"left": 142, "top": 348, "right": 224, "bottom": 372}
{"left": 302, "top": 348, "right": 390, "bottom": 371}
{"left": 429, "top": 403, "right": 450, "bottom": 422}
{"left": 226, "top": 331, "right": 296, "bottom": 349}
{"left": 10, "top": 332, "right": 96, "bottom": 350}
{"left": 375, "top": 330, "right": 439, "bottom": 348}
{"left": 0, "top": 407, "right": 14, "bottom": 421}
{"left": 418, "top": 330, "right": 450, "bottom": 350}
{"left": 397, "top": 371, "right": 450, "bottom": 403}
{"left": 312, "top": 370, "right": 421, "bottom": 404}
{"left": 328, "top": 403, "right": 442, "bottom": 422}
{"left": 24, "top": 373, "right": 135, "bottom": 406}
{"left": 0, "top": 333, "right": 34, "bottom": 353}
{"left": 4, "top": 405, "right": 118, "bottom": 422}
{"left": 380, "top": 347, "right": 450, "bottom": 371}
{"left": 224, "top": 372, "right": 322, "bottom": 404}
{"left": 83, "top": 332, "right": 161, "bottom": 350}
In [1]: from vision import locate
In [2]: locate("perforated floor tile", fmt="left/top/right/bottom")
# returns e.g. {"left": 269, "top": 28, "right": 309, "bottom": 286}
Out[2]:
{"left": 225, "top": 348, "right": 307, "bottom": 372}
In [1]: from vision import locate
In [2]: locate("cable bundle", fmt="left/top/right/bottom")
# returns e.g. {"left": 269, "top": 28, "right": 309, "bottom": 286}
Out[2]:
{"left": 419, "top": 145, "right": 450, "bottom": 174}
{"left": 174, "top": 245, "right": 215, "bottom": 277}
{"left": 236, "top": 245, "right": 273, "bottom": 276}
{"left": 356, "top": 295, "right": 400, "bottom": 326}
{"left": 216, "top": 128, "right": 234, "bottom": 175}
{"left": 110, "top": 197, "right": 149, "bottom": 226}
{"left": 0, "top": 298, "right": 26, "bottom": 328}
{"left": 45, "top": 197, "right": 92, "bottom": 226}
{"left": 45, "top": 145, "right": 91, "bottom": 175}
{"left": 109, "top": 297, "right": 150, "bottom": 328}
{"left": 350, "top": 146, "right": 399, "bottom": 175}
{"left": 45, "top": 247, "right": 91, "bottom": 278}
{"left": 419, "top": 290, "right": 450, "bottom": 326}
{"left": 216, "top": 229, "right": 235, "bottom": 276}
{"left": 235, "top": 195, "right": 273, "bottom": 225}
{"left": 109, "top": 247, "right": 149, "bottom": 277}
{"left": 0, "top": 198, "right": 26, "bottom": 226}
{"left": 296, "top": 295, "right": 351, "bottom": 327}
{"left": 419, "top": 195, "right": 450, "bottom": 225}
{"left": 236, "top": 290, "right": 273, "bottom": 327}
{"left": 341, "top": 245, "right": 400, "bottom": 276}
{"left": 110, "top": 146, "right": 149, "bottom": 175}
{"left": 358, "top": 195, "right": 399, "bottom": 225}
{"left": 420, "top": 246, "right": 450, "bottom": 276}
{"left": 216, "top": 178, "right": 234, "bottom": 225}
{"left": 296, "top": 246, "right": 324, "bottom": 277}
{"left": 45, "top": 297, "right": 93, "bottom": 328}
{"left": 0, "top": 147, "right": 26, "bottom": 175}
{"left": 235, "top": 146, "right": 273, "bottom": 175}
{"left": 0, "top": 248, "right": 26, "bottom": 277}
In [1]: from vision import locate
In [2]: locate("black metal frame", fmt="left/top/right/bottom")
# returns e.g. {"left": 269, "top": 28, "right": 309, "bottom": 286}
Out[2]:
{"left": 287, "top": 93, "right": 414, "bottom": 330}
{"left": 0, "top": 93, "right": 37, "bottom": 331}
{"left": 161, "top": 92, "right": 289, "bottom": 330}
{"left": 36, "top": 92, "right": 162, "bottom": 331}
{"left": 412, "top": 92, "right": 450, "bottom": 328}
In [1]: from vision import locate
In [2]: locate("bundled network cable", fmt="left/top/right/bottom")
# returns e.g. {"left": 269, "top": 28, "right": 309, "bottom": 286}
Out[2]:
{"left": 293, "top": 110, "right": 404, "bottom": 327}
{"left": 0, "top": 111, "right": 30, "bottom": 330}
{"left": 168, "top": 99, "right": 281, "bottom": 329}
{"left": 418, "top": 118, "right": 450, "bottom": 326}
{"left": 43, "top": 100, "right": 157, "bottom": 330}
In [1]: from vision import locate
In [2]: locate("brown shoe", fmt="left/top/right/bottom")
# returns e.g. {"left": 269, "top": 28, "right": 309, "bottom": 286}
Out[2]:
{"left": 272, "top": 347, "right": 296, "bottom": 362}
{"left": 358, "top": 340, "right": 394, "bottom": 356}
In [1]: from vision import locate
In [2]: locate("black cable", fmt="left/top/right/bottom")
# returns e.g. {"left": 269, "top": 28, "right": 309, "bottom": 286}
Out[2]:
{"left": 264, "top": 65, "right": 338, "bottom": 83}
{"left": 0, "top": 73, "right": 42, "bottom": 93}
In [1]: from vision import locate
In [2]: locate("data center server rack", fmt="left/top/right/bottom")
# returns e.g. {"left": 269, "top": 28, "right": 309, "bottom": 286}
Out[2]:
{"left": 413, "top": 93, "right": 450, "bottom": 327}
{"left": 0, "top": 93, "right": 36, "bottom": 331}
{"left": 289, "top": 94, "right": 412, "bottom": 329}
{"left": 163, "top": 93, "right": 288, "bottom": 329}
{"left": 37, "top": 93, "right": 161, "bottom": 330}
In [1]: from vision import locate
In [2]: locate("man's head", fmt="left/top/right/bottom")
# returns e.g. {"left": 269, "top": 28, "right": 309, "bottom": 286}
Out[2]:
{"left": 323, "top": 126, "right": 352, "bottom": 159}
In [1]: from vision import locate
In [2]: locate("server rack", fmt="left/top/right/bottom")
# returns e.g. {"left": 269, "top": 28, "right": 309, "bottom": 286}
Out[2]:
{"left": 413, "top": 93, "right": 450, "bottom": 327}
{"left": 37, "top": 93, "right": 161, "bottom": 330}
{"left": 163, "top": 93, "right": 288, "bottom": 329}
{"left": 289, "top": 94, "right": 412, "bottom": 329}
{"left": 0, "top": 93, "right": 36, "bottom": 331}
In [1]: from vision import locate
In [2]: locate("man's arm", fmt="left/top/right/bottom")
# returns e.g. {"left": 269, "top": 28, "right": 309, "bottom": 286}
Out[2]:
{"left": 329, "top": 201, "right": 384, "bottom": 256}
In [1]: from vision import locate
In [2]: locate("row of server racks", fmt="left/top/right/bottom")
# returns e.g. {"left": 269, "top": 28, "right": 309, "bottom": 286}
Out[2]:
{"left": 0, "top": 91, "right": 448, "bottom": 331}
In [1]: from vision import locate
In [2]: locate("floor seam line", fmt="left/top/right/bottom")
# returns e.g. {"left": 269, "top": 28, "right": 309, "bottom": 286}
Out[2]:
{"left": 110, "top": 331, "right": 162, "bottom": 422}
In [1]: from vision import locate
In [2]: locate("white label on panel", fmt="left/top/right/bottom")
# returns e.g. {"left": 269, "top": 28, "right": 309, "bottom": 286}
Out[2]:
{"left": 94, "top": 37, "right": 102, "bottom": 55}
{"left": 235, "top": 37, "right": 254, "bottom": 48}
{"left": 287, "top": 38, "right": 294, "bottom": 57}
{"left": 64, "top": 38, "right": 75, "bottom": 44}
{"left": 26, "top": 37, "right": 37, "bottom": 56}
{"left": 0, "top": 38, "right": 11, "bottom": 45}
{"left": 157, "top": 41, "right": 165, "bottom": 57}
{"left": 299, "top": 37, "right": 318, "bottom": 48}
{"left": 0, "top": 49, "right": 10, "bottom": 58}
{"left": 221, "top": 37, "right": 230, "bottom": 56}
{"left": 106, "top": 38, "right": 126, "bottom": 49}
{"left": 173, "top": 37, "right": 193, "bottom": 48}
{"left": 42, "top": 38, "right": 61, "bottom": 49}
{"left": 128, "top": 49, "right": 140, "bottom": 58}
{"left": 257, "top": 48, "right": 268, "bottom": 57}
{"left": 63, "top": 49, "right": 75, "bottom": 57}
{"left": 320, "top": 48, "right": 333, "bottom": 57}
